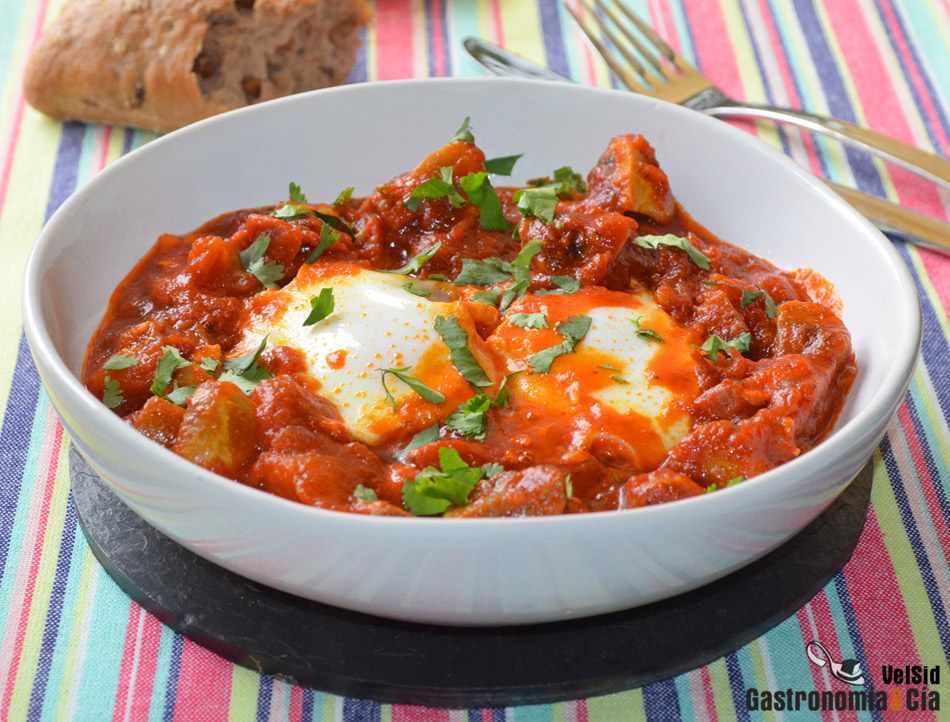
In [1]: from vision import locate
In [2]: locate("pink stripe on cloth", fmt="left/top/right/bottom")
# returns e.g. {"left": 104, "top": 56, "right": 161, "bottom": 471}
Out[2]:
{"left": 919, "top": 250, "right": 950, "bottom": 309}
{"left": 171, "top": 639, "right": 234, "bottom": 720}
{"left": 374, "top": 0, "right": 416, "bottom": 80}
{"left": 288, "top": 686, "right": 304, "bottom": 721}
{"left": 823, "top": 0, "right": 948, "bottom": 217}
{"left": 679, "top": 0, "right": 743, "bottom": 99}
{"left": 0, "top": 422, "right": 63, "bottom": 715}
{"left": 111, "top": 604, "right": 163, "bottom": 722}
{"left": 391, "top": 704, "right": 451, "bottom": 720}
{"left": 797, "top": 594, "right": 863, "bottom": 722}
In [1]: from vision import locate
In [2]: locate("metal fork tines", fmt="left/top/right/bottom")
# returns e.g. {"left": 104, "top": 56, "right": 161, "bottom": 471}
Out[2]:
{"left": 564, "top": 0, "right": 950, "bottom": 189}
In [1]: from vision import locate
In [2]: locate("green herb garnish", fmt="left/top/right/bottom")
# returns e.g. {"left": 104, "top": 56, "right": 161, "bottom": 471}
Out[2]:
{"left": 151, "top": 346, "right": 193, "bottom": 397}
{"left": 434, "top": 315, "right": 492, "bottom": 387}
{"left": 102, "top": 376, "right": 124, "bottom": 409}
{"left": 695, "top": 332, "right": 752, "bottom": 362}
{"left": 402, "top": 446, "right": 485, "bottom": 516}
{"left": 302, "top": 288, "right": 335, "bottom": 326}
{"left": 220, "top": 336, "right": 272, "bottom": 393}
{"left": 305, "top": 224, "right": 341, "bottom": 264}
{"left": 402, "top": 282, "right": 431, "bottom": 298}
{"left": 535, "top": 276, "right": 581, "bottom": 295}
{"left": 529, "top": 315, "right": 592, "bottom": 373}
{"left": 450, "top": 117, "right": 475, "bottom": 144}
{"left": 444, "top": 394, "right": 493, "bottom": 440}
{"left": 102, "top": 354, "right": 139, "bottom": 371}
{"left": 509, "top": 312, "right": 549, "bottom": 329}
{"left": 633, "top": 233, "right": 711, "bottom": 271}
{"left": 401, "top": 423, "right": 441, "bottom": 457}
{"left": 378, "top": 241, "right": 443, "bottom": 276}
{"left": 405, "top": 167, "right": 466, "bottom": 211}
{"left": 513, "top": 186, "right": 559, "bottom": 223}
{"left": 380, "top": 367, "right": 446, "bottom": 407}
{"left": 354, "top": 484, "right": 378, "bottom": 502}
{"left": 239, "top": 233, "right": 285, "bottom": 288}
{"left": 631, "top": 315, "right": 664, "bottom": 343}
{"left": 484, "top": 154, "right": 522, "bottom": 176}
{"left": 459, "top": 172, "right": 512, "bottom": 232}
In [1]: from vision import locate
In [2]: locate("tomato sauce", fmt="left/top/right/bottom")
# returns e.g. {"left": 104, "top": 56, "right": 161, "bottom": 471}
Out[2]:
{"left": 83, "top": 133, "right": 856, "bottom": 517}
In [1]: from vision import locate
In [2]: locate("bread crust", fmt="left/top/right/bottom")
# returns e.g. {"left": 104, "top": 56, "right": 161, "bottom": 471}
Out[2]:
{"left": 24, "top": 0, "right": 371, "bottom": 132}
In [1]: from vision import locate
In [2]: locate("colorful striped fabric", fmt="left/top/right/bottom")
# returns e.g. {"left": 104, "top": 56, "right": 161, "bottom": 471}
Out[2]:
{"left": 1, "top": 0, "right": 949, "bottom": 718}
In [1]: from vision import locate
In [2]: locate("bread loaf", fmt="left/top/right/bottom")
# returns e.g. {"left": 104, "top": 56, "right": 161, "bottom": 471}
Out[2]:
{"left": 23, "top": 0, "right": 371, "bottom": 133}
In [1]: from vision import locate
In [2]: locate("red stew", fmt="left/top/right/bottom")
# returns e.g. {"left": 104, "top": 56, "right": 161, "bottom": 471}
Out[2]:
{"left": 83, "top": 131, "right": 856, "bottom": 517}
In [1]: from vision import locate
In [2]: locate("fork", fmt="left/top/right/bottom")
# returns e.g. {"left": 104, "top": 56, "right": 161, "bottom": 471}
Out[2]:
{"left": 564, "top": 0, "right": 950, "bottom": 190}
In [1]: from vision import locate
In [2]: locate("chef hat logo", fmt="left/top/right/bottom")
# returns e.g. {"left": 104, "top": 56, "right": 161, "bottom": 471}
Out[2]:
{"left": 806, "top": 641, "right": 866, "bottom": 686}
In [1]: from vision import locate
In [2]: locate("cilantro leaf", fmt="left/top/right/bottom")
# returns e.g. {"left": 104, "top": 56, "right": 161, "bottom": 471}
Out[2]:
{"left": 354, "top": 484, "right": 378, "bottom": 502}
{"left": 305, "top": 224, "right": 341, "bottom": 264}
{"left": 498, "top": 280, "right": 528, "bottom": 312}
{"left": 221, "top": 336, "right": 272, "bottom": 393}
{"left": 611, "top": 375, "right": 629, "bottom": 385}
{"left": 333, "top": 186, "right": 354, "bottom": 208}
{"left": 151, "top": 346, "right": 193, "bottom": 397}
{"left": 450, "top": 117, "right": 475, "bottom": 144}
{"left": 401, "top": 423, "right": 441, "bottom": 457}
{"left": 633, "top": 233, "right": 711, "bottom": 271}
{"left": 302, "top": 288, "right": 335, "bottom": 326}
{"left": 405, "top": 167, "right": 466, "bottom": 211}
{"left": 102, "top": 376, "right": 124, "bottom": 409}
{"left": 483, "top": 154, "right": 522, "bottom": 175}
{"left": 444, "top": 394, "right": 493, "bottom": 440}
{"left": 380, "top": 367, "right": 446, "bottom": 407}
{"left": 600, "top": 363, "right": 622, "bottom": 372}
{"left": 510, "top": 240, "right": 543, "bottom": 284}
{"left": 706, "top": 476, "right": 745, "bottom": 493}
{"left": 565, "top": 474, "right": 573, "bottom": 498}
{"left": 529, "top": 315, "right": 592, "bottom": 373}
{"left": 378, "top": 242, "right": 443, "bottom": 276}
{"left": 459, "top": 172, "right": 512, "bottom": 232}
{"left": 631, "top": 315, "right": 664, "bottom": 343}
{"left": 740, "top": 286, "right": 779, "bottom": 318}
{"left": 271, "top": 203, "right": 314, "bottom": 220}
{"left": 481, "top": 462, "right": 505, "bottom": 478}
{"left": 434, "top": 316, "right": 492, "bottom": 387}
{"left": 429, "top": 274, "right": 449, "bottom": 282}
{"left": 239, "top": 233, "right": 285, "bottom": 288}
{"left": 513, "top": 186, "right": 560, "bottom": 223}
{"left": 455, "top": 257, "right": 514, "bottom": 285}
{"left": 164, "top": 384, "right": 198, "bottom": 406}
{"left": 472, "top": 288, "right": 501, "bottom": 307}
{"left": 289, "top": 182, "right": 307, "bottom": 204}
{"left": 509, "top": 312, "right": 549, "bottom": 329}
{"left": 200, "top": 357, "right": 219, "bottom": 374}
{"left": 403, "top": 447, "right": 485, "bottom": 515}
{"left": 527, "top": 167, "right": 587, "bottom": 198}
{"left": 402, "top": 282, "right": 431, "bottom": 298}
{"left": 695, "top": 332, "right": 752, "bottom": 362}
{"left": 103, "top": 354, "right": 139, "bottom": 371}
{"left": 535, "top": 275, "right": 581, "bottom": 295}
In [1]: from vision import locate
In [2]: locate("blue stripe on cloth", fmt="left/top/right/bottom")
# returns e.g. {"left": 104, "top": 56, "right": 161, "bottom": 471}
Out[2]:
{"left": 348, "top": 30, "right": 369, "bottom": 84}
{"left": 643, "top": 677, "right": 681, "bottom": 722}
{"left": 872, "top": 0, "right": 950, "bottom": 150}
{"left": 255, "top": 674, "right": 274, "bottom": 721}
{"left": 879, "top": 432, "right": 950, "bottom": 667}
{"left": 829, "top": 573, "right": 884, "bottom": 722}
{"left": 790, "top": 0, "right": 885, "bottom": 196}
{"left": 26, "top": 455, "right": 78, "bottom": 722}
{"left": 43, "top": 122, "right": 85, "bottom": 222}
{"left": 342, "top": 698, "right": 382, "bottom": 722}
{"left": 904, "top": 390, "right": 950, "bottom": 562}
{"left": 0, "top": 335, "right": 43, "bottom": 587}
{"left": 538, "top": 0, "right": 570, "bottom": 79}
{"left": 162, "top": 634, "right": 185, "bottom": 722}
{"left": 724, "top": 653, "right": 750, "bottom": 722}
{"left": 301, "top": 689, "right": 315, "bottom": 720}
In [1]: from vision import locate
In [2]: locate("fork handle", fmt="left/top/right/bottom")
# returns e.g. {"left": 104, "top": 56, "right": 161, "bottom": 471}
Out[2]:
{"left": 705, "top": 105, "right": 950, "bottom": 190}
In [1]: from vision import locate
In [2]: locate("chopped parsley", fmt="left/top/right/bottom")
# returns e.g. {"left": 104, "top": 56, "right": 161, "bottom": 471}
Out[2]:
{"left": 220, "top": 336, "right": 273, "bottom": 393}
{"left": 535, "top": 276, "right": 581, "bottom": 295}
{"left": 471, "top": 288, "right": 501, "bottom": 306}
{"left": 102, "top": 354, "right": 139, "bottom": 371}
{"left": 498, "top": 281, "right": 529, "bottom": 312}
{"left": 200, "top": 357, "right": 219, "bottom": 374}
{"left": 305, "top": 224, "right": 341, "bottom": 264}
{"left": 401, "top": 423, "right": 441, "bottom": 457}
{"left": 631, "top": 315, "right": 664, "bottom": 343}
{"left": 455, "top": 257, "right": 515, "bottom": 285}
{"left": 380, "top": 367, "right": 446, "bottom": 407}
{"left": 402, "top": 282, "right": 431, "bottom": 298}
{"left": 740, "top": 287, "right": 779, "bottom": 318}
{"left": 378, "top": 241, "right": 443, "bottom": 276}
{"left": 434, "top": 315, "right": 492, "bottom": 387}
{"left": 333, "top": 186, "right": 354, "bottom": 209}
{"left": 239, "top": 233, "right": 285, "bottom": 288}
{"left": 459, "top": 172, "right": 512, "bottom": 232}
{"left": 695, "top": 332, "right": 752, "bottom": 362}
{"left": 302, "top": 288, "right": 335, "bottom": 326}
{"left": 509, "top": 312, "right": 549, "bottom": 329}
{"left": 102, "top": 376, "right": 124, "bottom": 409}
{"left": 527, "top": 166, "right": 587, "bottom": 198}
{"left": 513, "top": 186, "right": 559, "bottom": 223}
{"left": 402, "top": 446, "right": 486, "bottom": 516}
{"left": 444, "top": 393, "right": 493, "bottom": 440}
{"left": 633, "top": 233, "right": 711, "bottom": 271}
{"left": 706, "top": 476, "right": 745, "bottom": 493}
{"left": 405, "top": 167, "right": 467, "bottom": 211}
{"left": 165, "top": 384, "right": 198, "bottom": 406}
{"left": 483, "top": 154, "right": 522, "bottom": 176}
{"left": 529, "top": 315, "right": 592, "bottom": 373}
{"left": 450, "top": 117, "right": 475, "bottom": 144}
{"left": 353, "top": 484, "right": 378, "bottom": 502}
{"left": 611, "top": 375, "right": 629, "bottom": 385}
{"left": 289, "top": 182, "right": 307, "bottom": 204}
{"left": 150, "top": 346, "right": 193, "bottom": 397}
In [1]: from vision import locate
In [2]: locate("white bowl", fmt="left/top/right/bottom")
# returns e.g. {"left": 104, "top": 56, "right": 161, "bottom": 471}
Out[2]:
{"left": 22, "top": 78, "right": 920, "bottom": 625}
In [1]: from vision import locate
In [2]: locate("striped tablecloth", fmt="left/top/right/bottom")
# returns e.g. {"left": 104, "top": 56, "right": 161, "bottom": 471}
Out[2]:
{"left": 3, "top": 0, "right": 950, "bottom": 719}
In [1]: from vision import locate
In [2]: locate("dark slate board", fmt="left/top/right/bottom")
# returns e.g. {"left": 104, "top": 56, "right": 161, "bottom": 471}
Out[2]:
{"left": 70, "top": 446, "right": 872, "bottom": 708}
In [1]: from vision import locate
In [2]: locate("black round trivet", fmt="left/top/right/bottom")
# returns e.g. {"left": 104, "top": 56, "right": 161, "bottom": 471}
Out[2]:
{"left": 70, "top": 446, "right": 872, "bottom": 708}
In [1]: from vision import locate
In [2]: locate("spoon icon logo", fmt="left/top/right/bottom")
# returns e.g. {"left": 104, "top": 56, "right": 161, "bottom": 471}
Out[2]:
{"left": 806, "top": 641, "right": 866, "bottom": 685}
